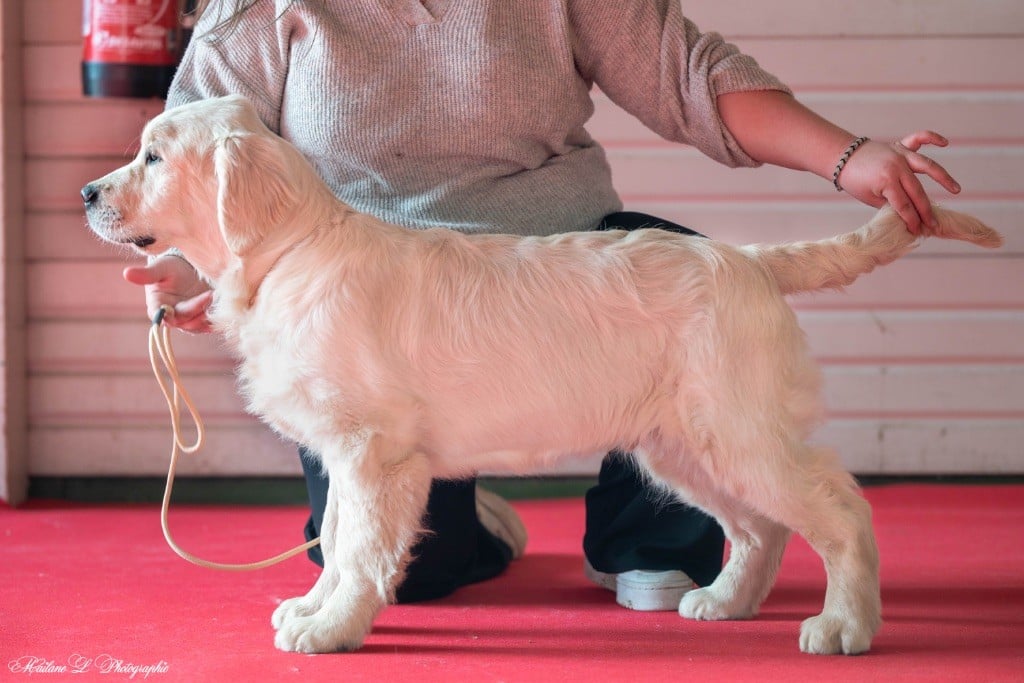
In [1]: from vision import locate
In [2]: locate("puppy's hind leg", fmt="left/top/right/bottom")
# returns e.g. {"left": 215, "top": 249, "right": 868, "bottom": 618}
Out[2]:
{"left": 273, "top": 434, "right": 432, "bottom": 654}
{"left": 716, "top": 438, "right": 881, "bottom": 655}
{"left": 637, "top": 451, "right": 790, "bottom": 621}
{"left": 679, "top": 507, "right": 790, "bottom": 622}
{"left": 787, "top": 447, "right": 881, "bottom": 656}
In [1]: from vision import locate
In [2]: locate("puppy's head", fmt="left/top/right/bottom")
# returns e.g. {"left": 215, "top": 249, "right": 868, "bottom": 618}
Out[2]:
{"left": 82, "top": 94, "right": 299, "bottom": 277}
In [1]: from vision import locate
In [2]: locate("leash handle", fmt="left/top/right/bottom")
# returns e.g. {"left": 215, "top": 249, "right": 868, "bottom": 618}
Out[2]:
{"left": 150, "top": 305, "right": 320, "bottom": 571}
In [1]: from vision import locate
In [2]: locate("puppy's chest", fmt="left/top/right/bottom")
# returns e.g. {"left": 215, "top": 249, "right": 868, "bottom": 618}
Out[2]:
{"left": 232, "top": 330, "right": 341, "bottom": 440}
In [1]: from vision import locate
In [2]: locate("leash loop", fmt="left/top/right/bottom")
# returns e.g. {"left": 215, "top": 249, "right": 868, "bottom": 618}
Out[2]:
{"left": 150, "top": 305, "right": 320, "bottom": 571}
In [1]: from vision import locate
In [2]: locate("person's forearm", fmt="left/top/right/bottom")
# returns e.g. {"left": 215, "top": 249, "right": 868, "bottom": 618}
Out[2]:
{"left": 717, "top": 90, "right": 856, "bottom": 180}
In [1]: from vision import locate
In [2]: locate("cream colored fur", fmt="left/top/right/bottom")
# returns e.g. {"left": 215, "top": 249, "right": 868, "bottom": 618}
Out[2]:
{"left": 83, "top": 95, "right": 1003, "bottom": 655}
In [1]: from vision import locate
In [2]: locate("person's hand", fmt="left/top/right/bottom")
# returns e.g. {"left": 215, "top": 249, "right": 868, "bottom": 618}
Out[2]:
{"left": 835, "top": 131, "right": 961, "bottom": 235}
{"left": 122, "top": 255, "right": 214, "bottom": 333}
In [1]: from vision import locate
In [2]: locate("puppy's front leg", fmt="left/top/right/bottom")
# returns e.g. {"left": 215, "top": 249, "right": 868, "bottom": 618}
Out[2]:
{"left": 274, "top": 436, "right": 432, "bottom": 653}
{"left": 271, "top": 466, "right": 341, "bottom": 629}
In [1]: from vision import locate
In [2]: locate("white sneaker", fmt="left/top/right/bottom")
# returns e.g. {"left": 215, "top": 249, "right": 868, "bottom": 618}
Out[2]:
{"left": 475, "top": 486, "right": 527, "bottom": 560}
{"left": 584, "top": 558, "right": 695, "bottom": 611}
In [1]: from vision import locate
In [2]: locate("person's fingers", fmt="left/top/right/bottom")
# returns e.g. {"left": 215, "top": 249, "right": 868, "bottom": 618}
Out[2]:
{"left": 175, "top": 290, "right": 214, "bottom": 324}
{"left": 145, "top": 290, "right": 212, "bottom": 333}
{"left": 900, "top": 174, "right": 938, "bottom": 233}
{"left": 903, "top": 150, "right": 961, "bottom": 196}
{"left": 899, "top": 130, "right": 948, "bottom": 152}
{"left": 173, "top": 314, "right": 213, "bottom": 334}
{"left": 122, "top": 263, "right": 162, "bottom": 286}
{"left": 881, "top": 184, "right": 922, "bottom": 235}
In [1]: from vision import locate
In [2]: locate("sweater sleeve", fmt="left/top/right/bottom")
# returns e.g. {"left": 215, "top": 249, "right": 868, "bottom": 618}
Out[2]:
{"left": 166, "top": 0, "right": 292, "bottom": 134}
{"left": 568, "top": 0, "right": 792, "bottom": 168}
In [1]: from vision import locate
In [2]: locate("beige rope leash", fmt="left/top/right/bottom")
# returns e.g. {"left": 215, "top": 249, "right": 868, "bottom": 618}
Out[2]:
{"left": 149, "top": 305, "right": 320, "bottom": 571}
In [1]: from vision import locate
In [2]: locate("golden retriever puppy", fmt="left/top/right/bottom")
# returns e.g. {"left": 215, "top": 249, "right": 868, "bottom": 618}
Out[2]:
{"left": 82, "top": 95, "right": 1002, "bottom": 655}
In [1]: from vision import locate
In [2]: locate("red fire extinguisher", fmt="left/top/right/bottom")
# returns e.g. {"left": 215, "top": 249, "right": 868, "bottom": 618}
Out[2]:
{"left": 81, "top": 0, "right": 193, "bottom": 98}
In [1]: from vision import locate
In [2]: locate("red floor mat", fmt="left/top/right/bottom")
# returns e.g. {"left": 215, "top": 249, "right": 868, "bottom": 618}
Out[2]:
{"left": 3, "top": 484, "right": 1022, "bottom": 682}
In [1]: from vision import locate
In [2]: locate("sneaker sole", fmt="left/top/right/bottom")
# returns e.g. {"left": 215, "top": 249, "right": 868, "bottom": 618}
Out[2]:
{"left": 615, "top": 571, "right": 694, "bottom": 612}
{"left": 584, "top": 559, "right": 694, "bottom": 611}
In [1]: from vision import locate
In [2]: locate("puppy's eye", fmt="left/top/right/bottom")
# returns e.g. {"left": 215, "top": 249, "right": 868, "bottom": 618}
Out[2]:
{"left": 144, "top": 150, "right": 161, "bottom": 165}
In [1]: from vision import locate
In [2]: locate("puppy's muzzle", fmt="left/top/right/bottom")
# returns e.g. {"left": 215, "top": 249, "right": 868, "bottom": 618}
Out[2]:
{"left": 80, "top": 182, "right": 157, "bottom": 249}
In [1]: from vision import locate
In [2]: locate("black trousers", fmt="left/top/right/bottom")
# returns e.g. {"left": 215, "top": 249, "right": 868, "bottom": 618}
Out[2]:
{"left": 301, "top": 211, "right": 725, "bottom": 602}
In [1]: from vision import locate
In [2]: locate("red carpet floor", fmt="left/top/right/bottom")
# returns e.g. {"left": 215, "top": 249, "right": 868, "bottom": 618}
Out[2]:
{"left": 3, "top": 484, "right": 1022, "bottom": 682}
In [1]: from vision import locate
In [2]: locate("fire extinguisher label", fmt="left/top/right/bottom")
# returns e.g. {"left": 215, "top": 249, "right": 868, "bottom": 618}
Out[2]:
{"left": 83, "top": 0, "right": 180, "bottom": 66}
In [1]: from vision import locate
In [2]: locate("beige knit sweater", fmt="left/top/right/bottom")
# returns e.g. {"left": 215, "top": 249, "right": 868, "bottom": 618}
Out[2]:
{"left": 168, "top": 0, "right": 790, "bottom": 235}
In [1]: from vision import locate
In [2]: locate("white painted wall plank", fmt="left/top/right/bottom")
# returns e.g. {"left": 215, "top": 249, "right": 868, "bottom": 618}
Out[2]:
{"left": 592, "top": 92, "right": 1024, "bottom": 146}
{"left": 28, "top": 311, "right": 1024, "bottom": 373}
{"left": 27, "top": 0, "right": 1024, "bottom": 46}
{"left": 24, "top": 38, "right": 1024, "bottom": 103}
{"left": 27, "top": 258, "right": 1024, "bottom": 321}
{"left": 24, "top": 102, "right": 163, "bottom": 158}
{"left": 30, "top": 147, "right": 1022, "bottom": 210}
{"left": 684, "top": 1, "right": 1024, "bottom": 38}
{"left": 27, "top": 94, "right": 1024, "bottom": 159}
{"left": 28, "top": 419, "right": 1024, "bottom": 477}
{"left": 606, "top": 147, "right": 1024, "bottom": 200}
{"left": 625, "top": 201, "right": 1024, "bottom": 254}
{"left": 28, "top": 365, "right": 1024, "bottom": 430}
{"left": 32, "top": 202, "right": 1024, "bottom": 262}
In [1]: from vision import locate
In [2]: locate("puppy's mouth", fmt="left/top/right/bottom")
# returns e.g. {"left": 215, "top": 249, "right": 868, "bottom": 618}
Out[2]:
{"left": 83, "top": 204, "right": 153, "bottom": 249}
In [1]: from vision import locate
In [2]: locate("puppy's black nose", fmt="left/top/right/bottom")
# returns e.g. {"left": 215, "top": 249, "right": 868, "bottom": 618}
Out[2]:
{"left": 81, "top": 184, "right": 99, "bottom": 206}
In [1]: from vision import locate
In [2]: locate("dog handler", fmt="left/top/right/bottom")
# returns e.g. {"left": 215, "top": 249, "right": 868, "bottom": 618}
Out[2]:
{"left": 124, "top": 0, "right": 960, "bottom": 609}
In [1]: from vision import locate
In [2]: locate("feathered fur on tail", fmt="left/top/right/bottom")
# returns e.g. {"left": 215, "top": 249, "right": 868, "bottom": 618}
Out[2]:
{"left": 745, "top": 206, "right": 1003, "bottom": 296}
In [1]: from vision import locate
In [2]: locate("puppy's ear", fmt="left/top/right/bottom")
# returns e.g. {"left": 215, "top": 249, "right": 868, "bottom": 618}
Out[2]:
{"left": 214, "top": 132, "right": 298, "bottom": 255}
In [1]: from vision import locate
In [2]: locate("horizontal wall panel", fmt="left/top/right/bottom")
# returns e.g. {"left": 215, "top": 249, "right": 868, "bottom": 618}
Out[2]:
{"left": 25, "top": 45, "right": 91, "bottom": 102}
{"left": 737, "top": 37, "right": 1024, "bottom": 91}
{"left": 25, "top": 102, "right": 163, "bottom": 158}
{"left": 26, "top": 211, "right": 118, "bottom": 261}
{"left": 593, "top": 92, "right": 1024, "bottom": 147}
{"left": 818, "top": 420, "right": 1024, "bottom": 474}
{"left": 788, "top": 257, "right": 1024, "bottom": 310}
{"left": 24, "top": 0, "right": 84, "bottom": 45}
{"left": 626, "top": 200, "right": 1024, "bottom": 255}
{"left": 606, "top": 147, "right": 1024, "bottom": 201}
{"left": 28, "top": 419, "right": 1024, "bottom": 477}
{"left": 27, "top": 423, "right": 605, "bottom": 477}
{"left": 27, "top": 93, "right": 1024, "bottom": 158}
{"left": 28, "top": 320, "right": 230, "bottom": 373}
{"left": 29, "top": 374, "right": 246, "bottom": 425}
{"left": 28, "top": 0, "right": 1024, "bottom": 46}
{"left": 27, "top": 261, "right": 147, "bottom": 319}
{"left": 29, "top": 425, "right": 303, "bottom": 477}
{"left": 25, "top": 38, "right": 1024, "bottom": 103}
{"left": 799, "top": 311, "right": 1024, "bottom": 364}
{"left": 822, "top": 365, "right": 1024, "bottom": 418}
{"left": 28, "top": 364, "right": 1024, "bottom": 429}
{"left": 685, "top": 1, "right": 1024, "bottom": 38}
{"left": 26, "top": 157, "right": 130, "bottom": 211}
{"left": 29, "top": 147, "right": 1020, "bottom": 215}
{"left": 26, "top": 257, "right": 1024, "bottom": 322}
{"left": 26, "top": 311, "right": 1024, "bottom": 375}
{"left": 30, "top": 201, "right": 1024, "bottom": 262}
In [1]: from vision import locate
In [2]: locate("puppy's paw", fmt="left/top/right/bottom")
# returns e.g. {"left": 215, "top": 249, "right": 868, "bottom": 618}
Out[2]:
{"left": 272, "top": 596, "right": 317, "bottom": 630}
{"left": 273, "top": 613, "right": 367, "bottom": 654}
{"left": 799, "top": 613, "right": 873, "bottom": 655}
{"left": 678, "top": 587, "right": 756, "bottom": 621}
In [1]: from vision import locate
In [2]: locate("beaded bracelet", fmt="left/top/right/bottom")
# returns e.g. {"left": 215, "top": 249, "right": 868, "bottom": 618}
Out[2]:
{"left": 832, "top": 136, "right": 870, "bottom": 192}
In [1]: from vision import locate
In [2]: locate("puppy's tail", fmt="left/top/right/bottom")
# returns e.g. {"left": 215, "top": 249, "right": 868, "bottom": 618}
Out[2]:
{"left": 746, "top": 205, "right": 1003, "bottom": 296}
